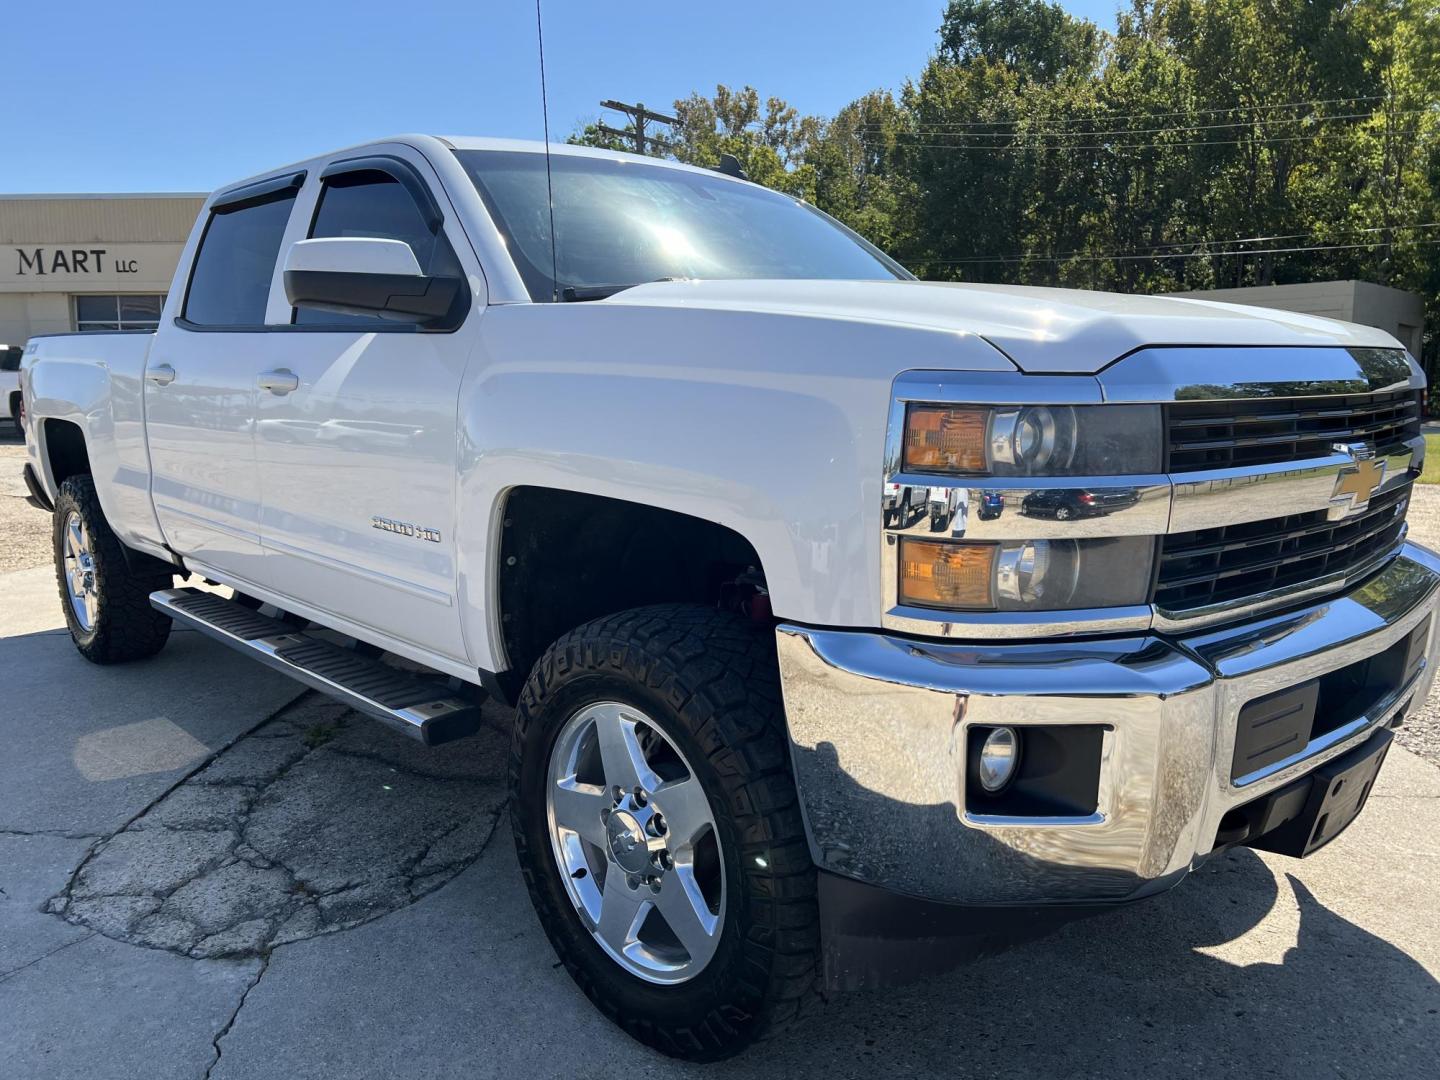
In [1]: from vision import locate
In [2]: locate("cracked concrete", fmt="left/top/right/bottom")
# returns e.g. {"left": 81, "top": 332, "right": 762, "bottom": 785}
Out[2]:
{"left": 3, "top": 521, "right": 1440, "bottom": 1077}
{"left": 204, "top": 953, "right": 270, "bottom": 1080}
{"left": 45, "top": 695, "right": 509, "bottom": 960}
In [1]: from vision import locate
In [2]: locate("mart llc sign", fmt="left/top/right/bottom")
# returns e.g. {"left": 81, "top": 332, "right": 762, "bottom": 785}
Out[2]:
{"left": 12, "top": 247, "right": 140, "bottom": 276}
{"left": 1, "top": 242, "right": 181, "bottom": 291}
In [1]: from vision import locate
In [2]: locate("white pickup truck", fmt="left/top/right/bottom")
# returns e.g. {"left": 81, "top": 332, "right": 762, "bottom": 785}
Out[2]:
{"left": 18, "top": 135, "right": 1438, "bottom": 1060}
{"left": 2, "top": 344, "right": 21, "bottom": 426}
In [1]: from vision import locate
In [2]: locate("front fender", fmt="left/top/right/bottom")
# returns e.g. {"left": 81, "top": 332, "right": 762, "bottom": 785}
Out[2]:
{"left": 454, "top": 303, "right": 1015, "bottom": 673}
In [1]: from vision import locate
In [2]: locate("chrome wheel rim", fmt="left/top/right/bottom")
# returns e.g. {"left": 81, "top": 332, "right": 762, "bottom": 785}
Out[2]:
{"left": 546, "top": 701, "right": 725, "bottom": 984}
{"left": 62, "top": 511, "right": 99, "bottom": 632}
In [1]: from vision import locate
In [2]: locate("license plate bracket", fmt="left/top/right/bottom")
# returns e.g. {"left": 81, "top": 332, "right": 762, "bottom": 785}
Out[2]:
{"left": 1249, "top": 729, "right": 1392, "bottom": 858}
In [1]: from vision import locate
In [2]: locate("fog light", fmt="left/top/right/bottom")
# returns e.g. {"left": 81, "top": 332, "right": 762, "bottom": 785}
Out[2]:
{"left": 978, "top": 727, "right": 1021, "bottom": 793}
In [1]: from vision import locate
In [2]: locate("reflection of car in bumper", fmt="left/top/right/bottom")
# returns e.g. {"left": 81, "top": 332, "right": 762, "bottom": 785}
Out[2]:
{"left": 1022, "top": 488, "right": 1141, "bottom": 519}
{"left": 977, "top": 491, "right": 1004, "bottom": 520}
{"left": 882, "top": 484, "right": 919, "bottom": 526}
{"left": 928, "top": 487, "right": 960, "bottom": 530}
{"left": 776, "top": 542, "right": 1439, "bottom": 971}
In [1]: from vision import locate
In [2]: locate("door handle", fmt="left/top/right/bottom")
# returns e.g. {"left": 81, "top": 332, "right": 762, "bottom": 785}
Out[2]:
{"left": 145, "top": 363, "right": 177, "bottom": 386}
{"left": 257, "top": 369, "right": 300, "bottom": 395}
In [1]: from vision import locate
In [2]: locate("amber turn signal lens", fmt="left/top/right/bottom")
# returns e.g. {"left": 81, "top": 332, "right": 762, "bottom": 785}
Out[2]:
{"left": 903, "top": 405, "right": 989, "bottom": 472}
{"left": 899, "top": 539, "right": 996, "bottom": 609}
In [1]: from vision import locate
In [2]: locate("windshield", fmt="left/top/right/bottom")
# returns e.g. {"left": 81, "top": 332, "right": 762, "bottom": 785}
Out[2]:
{"left": 454, "top": 149, "right": 909, "bottom": 302}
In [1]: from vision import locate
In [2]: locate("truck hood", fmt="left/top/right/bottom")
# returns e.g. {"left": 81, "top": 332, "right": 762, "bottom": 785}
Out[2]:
{"left": 607, "top": 279, "right": 1402, "bottom": 374}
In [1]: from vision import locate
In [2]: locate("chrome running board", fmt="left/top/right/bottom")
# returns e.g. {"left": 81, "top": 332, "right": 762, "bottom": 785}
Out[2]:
{"left": 150, "top": 587, "right": 482, "bottom": 746}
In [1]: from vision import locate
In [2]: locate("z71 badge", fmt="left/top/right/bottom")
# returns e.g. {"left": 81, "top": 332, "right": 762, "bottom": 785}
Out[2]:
{"left": 371, "top": 516, "right": 441, "bottom": 543}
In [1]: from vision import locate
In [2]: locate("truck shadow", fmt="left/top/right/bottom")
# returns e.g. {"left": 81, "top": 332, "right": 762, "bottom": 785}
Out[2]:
{"left": 5, "top": 611, "right": 1434, "bottom": 1075}
{"left": 753, "top": 741, "right": 1440, "bottom": 1077}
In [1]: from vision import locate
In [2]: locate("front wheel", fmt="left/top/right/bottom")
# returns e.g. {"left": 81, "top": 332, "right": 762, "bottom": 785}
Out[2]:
{"left": 52, "top": 475, "right": 174, "bottom": 663}
{"left": 510, "top": 605, "right": 818, "bottom": 1061}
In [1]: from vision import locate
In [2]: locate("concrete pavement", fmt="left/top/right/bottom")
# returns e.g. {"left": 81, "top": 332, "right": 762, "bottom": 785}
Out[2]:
{"left": 2, "top": 560, "right": 1439, "bottom": 1078}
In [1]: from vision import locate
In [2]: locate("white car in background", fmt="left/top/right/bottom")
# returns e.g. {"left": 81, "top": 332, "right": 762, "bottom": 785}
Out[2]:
{"left": 1, "top": 345, "right": 21, "bottom": 427}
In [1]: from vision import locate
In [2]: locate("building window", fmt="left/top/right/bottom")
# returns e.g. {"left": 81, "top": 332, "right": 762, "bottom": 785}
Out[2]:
{"left": 73, "top": 294, "right": 166, "bottom": 331}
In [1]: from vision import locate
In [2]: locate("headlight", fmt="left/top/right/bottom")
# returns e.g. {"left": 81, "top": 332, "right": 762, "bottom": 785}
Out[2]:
{"left": 898, "top": 536, "right": 1155, "bottom": 611}
{"left": 903, "top": 404, "right": 1162, "bottom": 477}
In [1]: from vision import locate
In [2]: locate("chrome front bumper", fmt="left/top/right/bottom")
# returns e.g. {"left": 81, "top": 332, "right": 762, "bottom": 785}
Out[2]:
{"left": 776, "top": 542, "right": 1440, "bottom": 906}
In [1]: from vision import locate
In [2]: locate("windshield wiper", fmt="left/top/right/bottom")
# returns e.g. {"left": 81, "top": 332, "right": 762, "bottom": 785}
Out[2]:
{"left": 559, "top": 277, "right": 685, "bottom": 303}
{"left": 560, "top": 284, "right": 636, "bottom": 302}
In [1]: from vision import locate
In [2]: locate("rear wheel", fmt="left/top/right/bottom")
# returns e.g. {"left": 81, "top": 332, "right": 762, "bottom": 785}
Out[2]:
{"left": 53, "top": 475, "right": 174, "bottom": 663}
{"left": 511, "top": 604, "right": 818, "bottom": 1061}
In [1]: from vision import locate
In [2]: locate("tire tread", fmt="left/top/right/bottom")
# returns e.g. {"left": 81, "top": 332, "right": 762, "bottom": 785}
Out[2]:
{"left": 509, "top": 603, "right": 819, "bottom": 1061}
{"left": 53, "top": 475, "right": 173, "bottom": 664}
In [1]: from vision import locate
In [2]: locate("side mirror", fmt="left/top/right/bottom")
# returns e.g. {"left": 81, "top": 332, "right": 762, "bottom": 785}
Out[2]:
{"left": 282, "top": 237, "right": 463, "bottom": 324}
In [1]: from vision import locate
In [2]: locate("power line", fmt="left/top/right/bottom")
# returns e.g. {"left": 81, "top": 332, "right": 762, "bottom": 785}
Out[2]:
{"left": 855, "top": 107, "right": 1432, "bottom": 140}
{"left": 928, "top": 222, "right": 1440, "bottom": 265}
{"left": 922, "top": 236, "right": 1440, "bottom": 266}
{"left": 891, "top": 129, "right": 1418, "bottom": 152}
{"left": 847, "top": 93, "right": 1391, "bottom": 131}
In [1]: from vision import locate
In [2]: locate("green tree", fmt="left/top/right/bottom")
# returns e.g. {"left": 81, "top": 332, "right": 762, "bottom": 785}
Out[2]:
{"left": 668, "top": 85, "right": 820, "bottom": 198}
{"left": 806, "top": 90, "right": 914, "bottom": 254}
{"left": 939, "top": 0, "right": 1103, "bottom": 83}
{"left": 563, "top": 2, "right": 1440, "bottom": 369}
{"left": 900, "top": 0, "right": 1106, "bottom": 280}
{"left": 566, "top": 121, "right": 635, "bottom": 154}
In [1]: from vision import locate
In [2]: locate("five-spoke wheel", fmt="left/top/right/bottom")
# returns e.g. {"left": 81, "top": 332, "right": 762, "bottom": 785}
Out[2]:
{"left": 61, "top": 510, "right": 100, "bottom": 631}
{"left": 547, "top": 702, "right": 724, "bottom": 983}
{"left": 511, "top": 604, "right": 819, "bottom": 1060}
{"left": 51, "top": 475, "right": 173, "bottom": 663}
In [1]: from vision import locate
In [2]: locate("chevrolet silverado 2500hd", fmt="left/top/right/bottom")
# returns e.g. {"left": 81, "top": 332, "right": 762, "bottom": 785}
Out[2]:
{"left": 18, "top": 135, "right": 1438, "bottom": 1061}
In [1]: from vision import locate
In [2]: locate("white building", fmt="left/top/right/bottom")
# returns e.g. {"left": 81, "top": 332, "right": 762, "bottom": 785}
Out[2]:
{"left": 0, "top": 193, "right": 205, "bottom": 346}
{"left": 1170, "top": 280, "right": 1425, "bottom": 359}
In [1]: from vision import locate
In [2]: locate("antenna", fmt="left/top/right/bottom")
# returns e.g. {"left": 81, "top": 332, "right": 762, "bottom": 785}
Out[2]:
{"left": 535, "top": 0, "right": 559, "bottom": 302}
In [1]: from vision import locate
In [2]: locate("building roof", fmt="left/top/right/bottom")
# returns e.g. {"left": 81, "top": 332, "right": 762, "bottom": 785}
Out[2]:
{"left": 0, "top": 192, "right": 206, "bottom": 200}
{"left": 0, "top": 193, "right": 205, "bottom": 244}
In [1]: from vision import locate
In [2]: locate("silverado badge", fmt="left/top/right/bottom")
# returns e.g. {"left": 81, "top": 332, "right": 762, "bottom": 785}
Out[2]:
{"left": 1329, "top": 442, "right": 1385, "bottom": 518}
{"left": 371, "top": 516, "right": 441, "bottom": 543}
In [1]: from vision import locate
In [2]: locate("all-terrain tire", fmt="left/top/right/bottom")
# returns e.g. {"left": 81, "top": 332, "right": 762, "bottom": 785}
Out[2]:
{"left": 53, "top": 475, "right": 174, "bottom": 663}
{"left": 510, "top": 604, "right": 818, "bottom": 1061}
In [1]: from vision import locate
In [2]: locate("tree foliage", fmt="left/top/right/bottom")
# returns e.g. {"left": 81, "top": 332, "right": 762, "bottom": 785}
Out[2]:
{"left": 570, "top": 0, "right": 1440, "bottom": 366}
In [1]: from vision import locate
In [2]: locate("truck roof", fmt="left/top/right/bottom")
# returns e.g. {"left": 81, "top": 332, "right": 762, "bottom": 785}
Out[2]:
{"left": 436, "top": 136, "right": 738, "bottom": 179}
{"left": 210, "top": 135, "right": 748, "bottom": 204}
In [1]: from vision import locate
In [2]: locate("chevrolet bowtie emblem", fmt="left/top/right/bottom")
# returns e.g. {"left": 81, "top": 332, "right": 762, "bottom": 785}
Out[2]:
{"left": 1330, "top": 442, "right": 1385, "bottom": 515}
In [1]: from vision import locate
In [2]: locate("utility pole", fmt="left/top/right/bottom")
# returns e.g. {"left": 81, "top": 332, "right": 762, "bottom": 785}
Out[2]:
{"left": 597, "top": 99, "right": 678, "bottom": 155}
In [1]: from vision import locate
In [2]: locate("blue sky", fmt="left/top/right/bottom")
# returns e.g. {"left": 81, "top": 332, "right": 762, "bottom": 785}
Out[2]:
{"left": 2, "top": 0, "right": 1124, "bottom": 193}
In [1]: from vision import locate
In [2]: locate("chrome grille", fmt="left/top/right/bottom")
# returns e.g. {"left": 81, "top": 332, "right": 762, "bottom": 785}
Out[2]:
{"left": 1156, "top": 479, "right": 1411, "bottom": 612}
{"left": 1166, "top": 390, "right": 1420, "bottom": 472}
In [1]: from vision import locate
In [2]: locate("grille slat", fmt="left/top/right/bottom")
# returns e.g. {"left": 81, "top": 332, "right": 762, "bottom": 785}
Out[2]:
{"left": 1159, "top": 494, "right": 1408, "bottom": 564}
{"left": 1157, "top": 389, "right": 1419, "bottom": 615}
{"left": 1156, "top": 481, "right": 1411, "bottom": 611}
{"left": 1166, "top": 390, "right": 1420, "bottom": 472}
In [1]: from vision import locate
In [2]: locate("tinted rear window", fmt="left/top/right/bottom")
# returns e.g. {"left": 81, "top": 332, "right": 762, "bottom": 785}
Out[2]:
{"left": 184, "top": 190, "right": 297, "bottom": 326}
